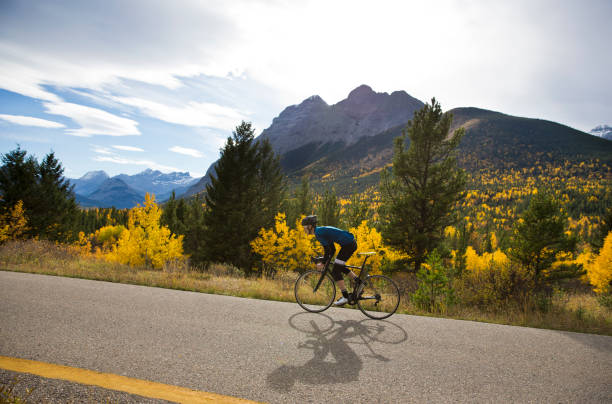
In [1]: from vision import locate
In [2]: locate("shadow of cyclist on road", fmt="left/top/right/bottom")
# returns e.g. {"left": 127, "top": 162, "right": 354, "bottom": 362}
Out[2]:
{"left": 266, "top": 312, "right": 407, "bottom": 392}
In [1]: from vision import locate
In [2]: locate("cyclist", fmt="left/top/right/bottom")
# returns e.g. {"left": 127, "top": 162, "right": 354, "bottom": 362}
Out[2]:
{"left": 301, "top": 215, "right": 360, "bottom": 306}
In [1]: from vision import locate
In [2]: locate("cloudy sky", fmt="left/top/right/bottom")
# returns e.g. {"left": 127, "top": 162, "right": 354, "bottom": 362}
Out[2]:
{"left": 1, "top": 0, "right": 610, "bottom": 179}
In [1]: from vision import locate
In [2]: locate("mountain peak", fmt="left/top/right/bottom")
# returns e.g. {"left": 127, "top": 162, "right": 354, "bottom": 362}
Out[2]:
{"left": 80, "top": 170, "right": 108, "bottom": 180}
{"left": 299, "top": 95, "right": 328, "bottom": 107}
{"left": 258, "top": 84, "right": 424, "bottom": 156}
{"left": 590, "top": 125, "right": 612, "bottom": 140}
{"left": 139, "top": 168, "right": 162, "bottom": 176}
{"left": 347, "top": 84, "right": 375, "bottom": 100}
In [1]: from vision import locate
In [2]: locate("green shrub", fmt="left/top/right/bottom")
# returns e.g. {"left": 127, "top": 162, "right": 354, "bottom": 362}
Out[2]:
{"left": 412, "top": 250, "right": 455, "bottom": 312}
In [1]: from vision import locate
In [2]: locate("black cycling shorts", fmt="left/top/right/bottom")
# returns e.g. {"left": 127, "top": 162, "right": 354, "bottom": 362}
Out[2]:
{"left": 336, "top": 240, "right": 357, "bottom": 262}
{"left": 331, "top": 240, "right": 357, "bottom": 281}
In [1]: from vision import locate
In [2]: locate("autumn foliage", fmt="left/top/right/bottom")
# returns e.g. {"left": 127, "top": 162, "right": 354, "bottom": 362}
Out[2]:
{"left": 583, "top": 232, "right": 612, "bottom": 294}
{"left": 0, "top": 200, "right": 29, "bottom": 243}
{"left": 76, "top": 194, "right": 184, "bottom": 269}
{"left": 250, "top": 213, "right": 316, "bottom": 275}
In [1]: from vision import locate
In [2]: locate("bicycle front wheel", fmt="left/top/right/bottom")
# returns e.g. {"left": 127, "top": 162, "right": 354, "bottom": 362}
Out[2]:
{"left": 294, "top": 270, "right": 336, "bottom": 313}
{"left": 357, "top": 275, "right": 400, "bottom": 319}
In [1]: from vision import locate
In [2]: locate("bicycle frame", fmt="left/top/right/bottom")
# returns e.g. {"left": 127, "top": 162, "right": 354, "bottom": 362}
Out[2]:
{"left": 313, "top": 254, "right": 373, "bottom": 293}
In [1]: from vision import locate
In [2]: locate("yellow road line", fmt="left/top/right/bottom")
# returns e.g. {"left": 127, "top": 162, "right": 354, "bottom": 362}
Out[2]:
{"left": 0, "top": 355, "right": 260, "bottom": 404}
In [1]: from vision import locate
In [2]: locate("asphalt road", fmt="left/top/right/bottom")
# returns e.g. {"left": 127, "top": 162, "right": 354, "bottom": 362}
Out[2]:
{"left": 1, "top": 271, "right": 611, "bottom": 403}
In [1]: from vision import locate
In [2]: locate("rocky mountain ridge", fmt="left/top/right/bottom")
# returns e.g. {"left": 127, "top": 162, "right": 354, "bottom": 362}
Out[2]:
{"left": 259, "top": 84, "right": 424, "bottom": 154}
{"left": 184, "top": 85, "right": 612, "bottom": 197}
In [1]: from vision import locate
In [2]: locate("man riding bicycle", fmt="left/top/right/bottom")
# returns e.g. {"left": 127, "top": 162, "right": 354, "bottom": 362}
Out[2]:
{"left": 301, "top": 215, "right": 360, "bottom": 306}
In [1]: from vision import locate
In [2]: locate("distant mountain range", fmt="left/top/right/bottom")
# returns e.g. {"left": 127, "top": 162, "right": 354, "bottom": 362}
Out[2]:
{"left": 71, "top": 85, "right": 611, "bottom": 205}
{"left": 590, "top": 125, "right": 612, "bottom": 141}
{"left": 70, "top": 169, "right": 199, "bottom": 209}
{"left": 185, "top": 85, "right": 612, "bottom": 196}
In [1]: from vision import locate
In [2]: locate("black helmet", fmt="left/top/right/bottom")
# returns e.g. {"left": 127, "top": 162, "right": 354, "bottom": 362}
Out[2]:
{"left": 301, "top": 215, "right": 317, "bottom": 227}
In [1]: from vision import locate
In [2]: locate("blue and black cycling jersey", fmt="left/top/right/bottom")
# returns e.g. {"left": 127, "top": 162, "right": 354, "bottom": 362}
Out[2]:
{"left": 314, "top": 226, "right": 356, "bottom": 263}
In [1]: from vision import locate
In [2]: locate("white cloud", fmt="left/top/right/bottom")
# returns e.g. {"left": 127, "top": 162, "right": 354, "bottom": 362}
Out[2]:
{"left": 112, "top": 145, "right": 144, "bottom": 152}
{"left": 91, "top": 146, "right": 115, "bottom": 155}
{"left": 0, "top": 114, "right": 65, "bottom": 128}
{"left": 112, "top": 96, "right": 246, "bottom": 130}
{"left": 169, "top": 146, "right": 203, "bottom": 158}
{"left": 43, "top": 101, "right": 140, "bottom": 137}
{"left": 93, "top": 155, "right": 181, "bottom": 173}
{"left": 0, "top": 0, "right": 610, "bottom": 132}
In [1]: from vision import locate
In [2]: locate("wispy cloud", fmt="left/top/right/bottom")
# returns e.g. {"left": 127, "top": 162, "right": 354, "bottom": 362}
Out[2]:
{"left": 169, "top": 146, "right": 203, "bottom": 158}
{"left": 0, "top": 114, "right": 65, "bottom": 128}
{"left": 91, "top": 146, "right": 115, "bottom": 155}
{"left": 112, "top": 96, "right": 246, "bottom": 130}
{"left": 44, "top": 101, "right": 140, "bottom": 137}
{"left": 1, "top": 0, "right": 610, "bottom": 135}
{"left": 112, "top": 145, "right": 144, "bottom": 152}
{"left": 0, "top": 133, "right": 53, "bottom": 143}
{"left": 93, "top": 155, "right": 181, "bottom": 173}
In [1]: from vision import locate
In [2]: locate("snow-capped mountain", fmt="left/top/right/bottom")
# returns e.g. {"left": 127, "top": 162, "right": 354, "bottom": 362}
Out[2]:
{"left": 70, "top": 170, "right": 109, "bottom": 196}
{"left": 70, "top": 169, "right": 201, "bottom": 208}
{"left": 114, "top": 169, "right": 199, "bottom": 200}
{"left": 590, "top": 125, "right": 612, "bottom": 141}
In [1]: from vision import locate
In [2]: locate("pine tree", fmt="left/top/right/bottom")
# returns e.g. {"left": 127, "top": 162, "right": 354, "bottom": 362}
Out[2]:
{"left": 161, "top": 193, "right": 208, "bottom": 268}
{"left": 284, "top": 176, "right": 314, "bottom": 226}
{"left": 342, "top": 193, "right": 369, "bottom": 229}
{"left": 316, "top": 188, "right": 341, "bottom": 227}
{"left": 182, "top": 196, "right": 208, "bottom": 267}
{"left": 379, "top": 98, "right": 466, "bottom": 272}
{"left": 509, "top": 193, "right": 583, "bottom": 291}
{"left": 202, "top": 121, "right": 285, "bottom": 271}
{"left": 591, "top": 206, "right": 612, "bottom": 254}
{"left": 35, "top": 152, "right": 78, "bottom": 240}
{"left": 0, "top": 147, "right": 38, "bottom": 213}
{"left": 0, "top": 147, "right": 78, "bottom": 241}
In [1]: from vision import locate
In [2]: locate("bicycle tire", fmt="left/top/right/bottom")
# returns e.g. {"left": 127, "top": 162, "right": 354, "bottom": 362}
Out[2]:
{"left": 294, "top": 270, "right": 336, "bottom": 313}
{"left": 357, "top": 275, "right": 400, "bottom": 320}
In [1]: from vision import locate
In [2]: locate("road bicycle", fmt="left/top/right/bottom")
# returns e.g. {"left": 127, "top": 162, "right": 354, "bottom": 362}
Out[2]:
{"left": 294, "top": 252, "right": 400, "bottom": 320}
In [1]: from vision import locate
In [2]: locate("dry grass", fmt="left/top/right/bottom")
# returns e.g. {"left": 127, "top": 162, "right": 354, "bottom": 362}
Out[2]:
{"left": 1, "top": 239, "right": 611, "bottom": 336}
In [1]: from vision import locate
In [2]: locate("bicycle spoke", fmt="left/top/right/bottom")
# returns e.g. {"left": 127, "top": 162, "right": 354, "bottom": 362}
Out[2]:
{"left": 295, "top": 270, "right": 336, "bottom": 313}
{"left": 357, "top": 275, "right": 400, "bottom": 319}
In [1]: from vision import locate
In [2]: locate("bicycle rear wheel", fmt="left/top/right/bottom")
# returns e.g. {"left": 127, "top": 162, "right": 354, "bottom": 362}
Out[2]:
{"left": 294, "top": 270, "right": 336, "bottom": 313}
{"left": 357, "top": 275, "right": 400, "bottom": 319}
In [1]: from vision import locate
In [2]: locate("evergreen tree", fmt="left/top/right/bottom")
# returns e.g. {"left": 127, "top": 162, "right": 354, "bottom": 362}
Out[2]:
{"left": 202, "top": 121, "right": 285, "bottom": 272}
{"left": 284, "top": 176, "right": 314, "bottom": 226}
{"left": 379, "top": 98, "right": 466, "bottom": 272}
{"left": 509, "top": 193, "right": 584, "bottom": 291}
{"left": 342, "top": 193, "right": 369, "bottom": 229}
{"left": 254, "top": 139, "right": 285, "bottom": 225}
{"left": 0, "top": 147, "right": 78, "bottom": 241}
{"left": 316, "top": 188, "right": 341, "bottom": 227}
{"left": 182, "top": 196, "right": 208, "bottom": 267}
{"left": 411, "top": 250, "right": 456, "bottom": 312}
{"left": 34, "top": 152, "right": 78, "bottom": 240}
{"left": 0, "top": 147, "right": 38, "bottom": 212}
{"left": 591, "top": 206, "right": 612, "bottom": 254}
{"left": 161, "top": 193, "right": 208, "bottom": 268}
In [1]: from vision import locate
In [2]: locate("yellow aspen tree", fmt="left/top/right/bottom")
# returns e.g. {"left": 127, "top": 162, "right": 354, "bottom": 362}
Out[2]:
{"left": 587, "top": 231, "right": 612, "bottom": 293}
{"left": 107, "top": 194, "right": 184, "bottom": 269}
{"left": 250, "top": 213, "right": 316, "bottom": 273}
{"left": 465, "top": 246, "right": 509, "bottom": 273}
{"left": 348, "top": 220, "right": 407, "bottom": 275}
{"left": 0, "top": 200, "right": 29, "bottom": 243}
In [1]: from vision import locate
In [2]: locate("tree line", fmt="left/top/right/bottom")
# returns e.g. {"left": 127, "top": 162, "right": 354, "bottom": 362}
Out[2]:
{"left": 2, "top": 98, "right": 611, "bottom": 308}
